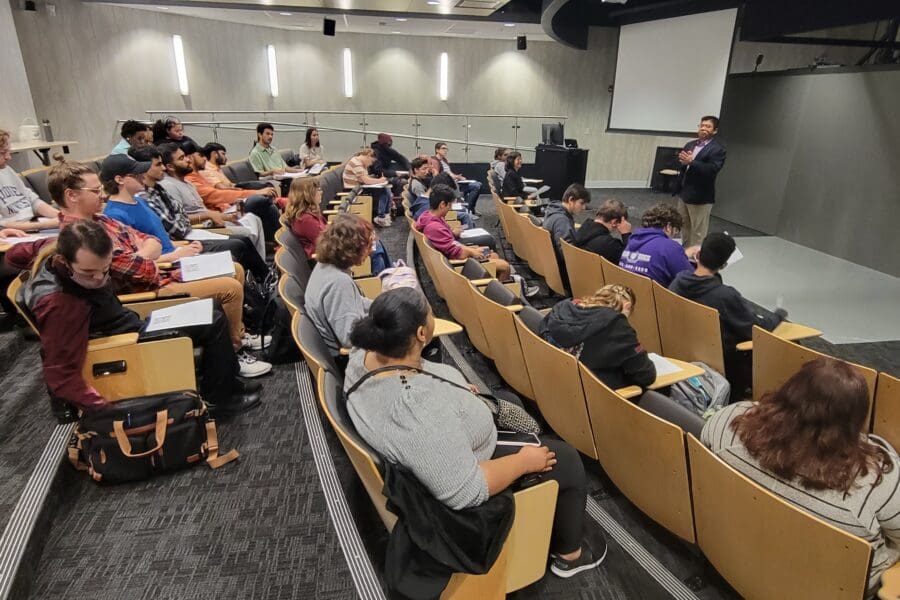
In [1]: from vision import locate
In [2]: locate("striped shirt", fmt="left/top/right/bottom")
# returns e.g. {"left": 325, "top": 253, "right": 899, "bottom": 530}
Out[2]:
{"left": 702, "top": 402, "right": 900, "bottom": 590}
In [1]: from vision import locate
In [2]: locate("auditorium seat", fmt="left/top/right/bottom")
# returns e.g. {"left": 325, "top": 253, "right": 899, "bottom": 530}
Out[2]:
{"left": 222, "top": 159, "right": 258, "bottom": 183}
{"left": 873, "top": 372, "right": 900, "bottom": 451}
{"left": 751, "top": 326, "right": 878, "bottom": 421}
{"left": 517, "top": 219, "right": 566, "bottom": 296}
{"left": 560, "top": 239, "right": 606, "bottom": 299}
{"left": 687, "top": 434, "right": 873, "bottom": 600}
{"left": 600, "top": 258, "right": 662, "bottom": 355}
{"left": 580, "top": 364, "right": 697, "bottom": 542}
{"left": 470, "top": 286, "right": 535, "bottom": 400}
{"left": 274, "top": 247, "right": 312, "bottom": 289}
{"left": 291, "top": 312, "right": 340, "bottom": 381}
{"left": 278, "top": 273, "right": 305, "bottom": 314}
{"left": 483, "top": 279, "right": 518, "bottom": 307}
{"left": 514, "top": 308, "right": 598, "bottom": 458}
{"left": 652, "top": 280, "right": 724, "bottom": 374}
{"left": 22, "top": 167, "right": 52, "bottom": 204}
{"left": 439, "top": 260, "right": 493, "bottom": 358}
{"left": 316, "top": 370, "right": 560, "bottom": 597}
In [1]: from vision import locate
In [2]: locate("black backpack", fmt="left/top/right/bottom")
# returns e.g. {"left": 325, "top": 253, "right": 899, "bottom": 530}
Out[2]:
{"left": 243, "top": 266, "right": 279, "bottom": 334}
{"left": 261, "top": 297, "right": 300, "bottom": 364}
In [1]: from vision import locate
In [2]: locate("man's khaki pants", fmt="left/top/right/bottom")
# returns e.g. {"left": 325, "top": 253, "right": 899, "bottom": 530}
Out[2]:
{"left": 678, "top": 200, "right": 712, "bottom": 247}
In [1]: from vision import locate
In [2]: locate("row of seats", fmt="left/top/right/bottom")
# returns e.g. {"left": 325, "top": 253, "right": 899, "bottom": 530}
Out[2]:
{"left": 444, "top": 187, "right": 900, "bottom": 599}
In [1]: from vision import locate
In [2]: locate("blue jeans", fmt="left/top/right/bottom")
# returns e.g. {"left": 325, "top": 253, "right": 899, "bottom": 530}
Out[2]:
{"left": 374, "top": 188, "right": 392, "bottom": 218}
{"left": 371, "top": 240, "right": 391, "bottom": 274}
{"left": 460, "top": 181, "right": 483, "bottom": 212}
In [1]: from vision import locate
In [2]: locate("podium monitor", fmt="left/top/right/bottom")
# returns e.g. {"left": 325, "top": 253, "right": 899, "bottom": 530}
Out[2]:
{"left": 542, "top": 123, "right": 565, "bottom": 146}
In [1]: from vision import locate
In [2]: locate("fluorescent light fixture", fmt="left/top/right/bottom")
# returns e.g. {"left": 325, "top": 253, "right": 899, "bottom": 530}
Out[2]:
{"left": 427, "top": 1, "right": 439, "bottom": 4}
{"left": 342, "top": 48, "right": 353, "bottom": 98}
{"left": 156, "top": 6, "right": 169, "bottom": 9}
{"left": 504, "top": 23, "right": 515, "bottom": 27}
{"left": 439, "top": 52, "right": 448, "bottom": 101}
{"left": 279, "top": 11, "right": 292, "bottom": 15}
{"left": 172, "top": 35, "right": 189, "bottom": 95}
{"left": 267, "top": 44, "right": 279, "bottom": 97}
{"left": 395, "top": 17, "right": 407, "bottom": 21}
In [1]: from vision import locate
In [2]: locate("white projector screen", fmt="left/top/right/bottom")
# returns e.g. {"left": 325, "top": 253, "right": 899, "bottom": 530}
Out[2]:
{"left": 608, "top": 8, "right": 738, "bottom": 134}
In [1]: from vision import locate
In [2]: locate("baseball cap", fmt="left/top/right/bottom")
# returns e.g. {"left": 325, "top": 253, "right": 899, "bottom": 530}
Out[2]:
{"left": 100, "top": 153, "right": 151, "bottom": 183}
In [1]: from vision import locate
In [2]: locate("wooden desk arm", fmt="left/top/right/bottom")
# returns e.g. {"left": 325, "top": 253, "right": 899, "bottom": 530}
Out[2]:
{"left": 735, "top": 340, "right": 753, "bottom": 351}
{"left": 503, "top": 197, "right": 519, "bottom": 203}
{"left": 118, "top": 291, "right": 158, "bottom": 303}
{"left": 172, "top": 240, "right": 189, "bottom": 247}
{"left": 323, "top": 209, "right": 338, "bottom": 215}
{"left": 615, "top": 386, "right": 643, "bottom": 400}
{"left": 449, "top": 259, "right": 467, "bottom": 266}
{"left": 502, "top": 304, "right": 525, "bottom": 313}
{"left": 471, "top": 278, "right": 495, "bottom": 287}
{"left": 155, "top": 262, "right": 173, "bottom": 269}
{"left": 88, "top": 332, "right": 140, "bottom": 351}
{"left": 878, "top": 562, "right": 900, "bottom": 600}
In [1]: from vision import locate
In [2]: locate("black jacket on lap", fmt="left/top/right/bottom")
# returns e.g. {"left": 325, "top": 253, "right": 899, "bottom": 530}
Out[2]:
{"left": 574, "top": 220, "right": 629, "bottom": 265}
{"left": 668, "top": 272, "right": 783, "bottom": 351}
{"left": 540, "top": 301, "right": 655, "bottom": 390}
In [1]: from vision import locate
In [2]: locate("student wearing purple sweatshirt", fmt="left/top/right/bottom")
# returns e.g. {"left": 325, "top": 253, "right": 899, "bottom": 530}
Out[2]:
{"left": 619, "top": 203, "right": 698, "bottom": 287}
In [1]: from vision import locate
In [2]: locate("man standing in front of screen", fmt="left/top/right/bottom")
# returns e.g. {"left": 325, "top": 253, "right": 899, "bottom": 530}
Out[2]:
{"left": 675, "top": 116, "right": 726, "bottom": 247}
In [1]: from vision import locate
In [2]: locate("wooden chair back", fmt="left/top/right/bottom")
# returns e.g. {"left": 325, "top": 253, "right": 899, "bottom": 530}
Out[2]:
{"left": 580, "top": 364, "right": 695, "bottom": 542}
{"left": 514, "top": 313, "right": 597, "bottom": 458}
{"left": 599, "top": 258, "right": 662, "bottom": 354}
{"left": 291, "top": 312, "right": 340, "bottom": 381}
{"left": 873, "top": 372, "right": 900, "bottom": 456}
{"left": 560, "top": 239, "right": 606, "bottom": 300}
{"left": 653, "top": 280, "right": 724, "bottom": 374}
{"left": 278, "top": 273, "right": 305, "bottom": 314}
{"left": 85, "top": 335, "right": 197, "bottom": 401}
{"left": 752, "top": 326, "right": 878, "bottom": 420}
{"left": 6, "top": 273, "right": 39, "bottom": 335}
{"left": 687, "top": 434, "right": 872, "bottom": 600}
{"left": 470, "top": 288, "right": 535, "bottom": 399}
{"left": 440, "top": 262, "right": 492, "bottom": 358}
{"left": 518, "top": 219, "right": 567, "bottom": 296}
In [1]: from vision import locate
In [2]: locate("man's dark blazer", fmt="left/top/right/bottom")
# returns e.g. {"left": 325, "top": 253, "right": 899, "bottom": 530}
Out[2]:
{"left": 677, "top": 137, "right": 726, "bottom": 205}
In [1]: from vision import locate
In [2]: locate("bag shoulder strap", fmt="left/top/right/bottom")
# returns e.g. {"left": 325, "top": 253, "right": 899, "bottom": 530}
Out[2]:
{"left": 345, "top": 363, "right": 498, "bottom": 410}
{"left": 204, "top": 420, "right": 240, "bottom": 469}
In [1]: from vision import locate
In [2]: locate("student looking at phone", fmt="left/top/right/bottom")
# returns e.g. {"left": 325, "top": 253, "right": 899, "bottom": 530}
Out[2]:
{"left": 344, "top": 287, "right": 607, "bottom": 578}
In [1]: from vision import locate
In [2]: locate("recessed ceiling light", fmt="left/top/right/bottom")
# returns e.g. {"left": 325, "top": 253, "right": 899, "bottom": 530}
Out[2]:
{"left": 279, "top": 11, "right": 292, "bottom": 15}
{"left": 395, "top": 17, "right": 407, "bottom": 21}
{"left": 504, "top": 23, "right": 515, "bottom": 27}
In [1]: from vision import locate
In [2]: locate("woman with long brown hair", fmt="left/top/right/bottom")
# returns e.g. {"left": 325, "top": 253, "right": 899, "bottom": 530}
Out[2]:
{"left": 540, "top": 283, "right": 655, "bottom": 390}
{"left": 702, "top": 357, "right": 900, "bottom": 591}
{"left": 283, "top": 177, "right": 326, "bottom": 259}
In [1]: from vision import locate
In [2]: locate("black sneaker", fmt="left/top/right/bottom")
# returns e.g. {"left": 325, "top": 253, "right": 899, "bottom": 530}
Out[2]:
{"left": 550, "top": 538, "right": 608, "bottom": 578}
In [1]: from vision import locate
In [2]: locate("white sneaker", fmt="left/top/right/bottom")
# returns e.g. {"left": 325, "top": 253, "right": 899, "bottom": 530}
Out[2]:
{"left": 374, "top": 215, "right": 392, "bottom": 227}
{"left": 524, "top": 285, "right": 540, "bottom": 298}
{"left": 238, "top": 350, "right": 272, "bottom": 378}
{"left": 242, "top": 332, "right": 272, "bottom": 351}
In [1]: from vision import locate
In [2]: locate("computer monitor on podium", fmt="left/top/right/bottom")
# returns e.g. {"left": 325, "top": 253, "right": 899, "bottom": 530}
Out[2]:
{"left": 542, "top": 122, "right": 565, "bottom": 146}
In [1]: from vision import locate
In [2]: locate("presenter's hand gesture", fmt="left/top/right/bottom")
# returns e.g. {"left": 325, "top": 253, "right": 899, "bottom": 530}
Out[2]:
{"left": 678, "top": 150, "right": 693, "bottom": 165}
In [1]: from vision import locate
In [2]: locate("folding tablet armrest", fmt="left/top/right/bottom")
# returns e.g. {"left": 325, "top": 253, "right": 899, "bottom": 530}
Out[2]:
{"left": 449, "top": 259, "right": 467, "bottom": 266}
{"left": 117, "top": 291, "right": 158, "bottom": 303}
{"left": 355, "top": 276, "right": 382, "bottom": 300}
{"left": 87, "top": 333, "right": 140, "bottom": 351}
{"left": 172, "top": 240, "right": 189, "bottom": 247}
{"left": 879, "top": 562, "right": 900, "bottom": 600}
{"left": 85, "top": 335, "right": 197, "bottom": 401}
{"left": 323, "top": 209, "right": 338, "bottom": 215}
{"left": 471, "top": 278, "right": 495, "bottom": 287}
{"left": 615, "top": 385, "right": 643, "bottom": 399}
{"left": 502, "top": 304, "right": 525, "bottom": 313}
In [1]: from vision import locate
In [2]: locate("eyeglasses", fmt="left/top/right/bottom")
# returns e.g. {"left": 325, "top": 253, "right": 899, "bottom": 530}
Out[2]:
{"left": 75, "top": 185, "right": 103, "bottom": 195}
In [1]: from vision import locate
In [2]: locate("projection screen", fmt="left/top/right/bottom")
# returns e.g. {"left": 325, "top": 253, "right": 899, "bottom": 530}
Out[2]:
{"left": 608, "top": 8, "right": 738, "bottom": 134}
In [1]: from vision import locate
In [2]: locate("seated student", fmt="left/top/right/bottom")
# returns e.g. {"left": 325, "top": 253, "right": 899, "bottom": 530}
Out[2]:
{"left": 124, "top": 147, "right": 270, "bottom": 283}
{"left": 156, "top": 143, "right": 266, "bottom": 258}
{"left": 543, "top": 183, "right": 590, "bottom": 251}
{"left": 151, "top": 115, "right": 196, "bottom": 146}
{"left": 619, "top": 202, "right": 697, "bottom": 287}
{"left": 432, "top": 142, "right": 482, "bottom": 214}
{"left": 541, "top": 284, "right": 655, "bottom": 390}
{"left": 501, "top": 151, "right": 528, "bottom": 200}
{"left": 0, "top": 129, "right": 60, "bottom": 232}
{"left": 408, "top": 156, "right": 432, "bottom": 198}
{"left": 343, "top": 148, "right": 392, "bottom": 228}
{"left": 371, "top": 133, "right": 410, "bottom": 198}
{"left": 110, "top": 120, "right": 152, "bottom": 155}
{"left": 669, "top": 232, "right": 785, "bottom": 394}
{"left": 21, "top": 219, "right": 262, "bottom": 416}
{"left": 702, "top": 357, "right": 900, "bottom": 593}
{"left": 298, "top": 127, "right": 326, "bottom": 169}
{"left": 417, "top": 184, "right": 510, "bottom": 280}
{"left": 182, "top": 141, "right": 282, "bottom": 242}
{"left": 284, "top": 177, "right": 327, "bottom": 260}
{"left": 248, "top": 122, "right": 302, "bottom": 177}
{"left": 490, "top": 147, "right": 509, "bottom": 181}
{"left": 345, "top": 287, "right": 607, "bottom": 578}
{"left": 200, "top": 142, "right": 275, "bottom": 191}
{"left": 42, "top": 156, "right": 270, "bottom": 376}
{"left": 304, "top": 213, "right": 376, "bottom": 362}
{"left": 427, "top": 172, "right": 477, "bottom": 229}
{"left": 575, "top": 198, "right": 632, "bottom": 265}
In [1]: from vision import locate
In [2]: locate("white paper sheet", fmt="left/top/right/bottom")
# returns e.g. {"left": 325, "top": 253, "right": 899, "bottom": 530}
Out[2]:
{"left": 362, "top": 182, "right": 390, "bottom": 189}
{"left": 145, "top": 298, "right": 213, "bottom": 332}
{"left": 308, "top": 163, "right": 325, "bottom": 175}
{"left": 458, "top": 179, "right": 477, "bottom": 185}
{"left": 185, "top": 230, "right": 228, "bottom": 241}
{"left": 178, "top": 252, "right": 235, "bottom": 282}
{"left": 460, "top": 227, "right": 491, "bottom": 239}
{"left": 726, "top": 246, "right": 744, "bottom": 266}
{"left": 275, "top": 171, "right": 308, "bottom": 180}
{"left": 451, "top": 203, "right": 465, "bottom": 211}
{"left": 647, "top": 353, "right": 682, "bottom": 376}
{"left": 522, "top": 178, "right": 543, "bottom": 184}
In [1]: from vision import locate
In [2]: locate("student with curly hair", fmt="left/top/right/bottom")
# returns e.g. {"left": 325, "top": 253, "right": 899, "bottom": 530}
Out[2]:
{"left": 619, "top": 202, "right": 698, "bottom": 286}
{"left": 702, "top": 358, "right": 900, "bottom": 593}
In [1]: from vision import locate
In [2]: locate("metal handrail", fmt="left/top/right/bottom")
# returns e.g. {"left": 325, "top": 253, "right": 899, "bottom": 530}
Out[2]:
{"left": 145, "top": 109, "right": 567, "bottom": 119}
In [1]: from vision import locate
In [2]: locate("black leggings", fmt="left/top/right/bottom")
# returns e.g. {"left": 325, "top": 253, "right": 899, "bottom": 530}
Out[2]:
{"left": 492, "top": 436, "right": 586, "bottom": 555}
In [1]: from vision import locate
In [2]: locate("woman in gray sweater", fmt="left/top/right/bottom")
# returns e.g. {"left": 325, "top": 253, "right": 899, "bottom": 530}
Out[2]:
{"left": 345, "top": 287, "right": 606, "bottom": 578}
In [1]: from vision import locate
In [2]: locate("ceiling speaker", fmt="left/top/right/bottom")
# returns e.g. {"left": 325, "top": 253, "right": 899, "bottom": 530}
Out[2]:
{"left": 517, "top": 35, "right": 527, "bottom": 51}
{"left": 323, "top": 18, "right": 336, "bottom": 36}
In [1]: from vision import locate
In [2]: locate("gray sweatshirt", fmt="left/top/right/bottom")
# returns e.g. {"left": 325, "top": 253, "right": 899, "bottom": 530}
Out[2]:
{"left": 0, "top": 167, "right": 43, "bottom": 223}
{"left": 344, "top": 349, "right": 496, "bottom": 510}
{"left": 305, "top": 263, "right": 372, "bottom": 355}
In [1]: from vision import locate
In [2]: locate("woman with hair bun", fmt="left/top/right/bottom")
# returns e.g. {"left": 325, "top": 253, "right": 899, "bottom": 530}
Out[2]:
{"left": 540, "top": 283, "right": 655, "bottom": 390}
{"left": 345, "top": 287, "right": 607, "bottom": 578}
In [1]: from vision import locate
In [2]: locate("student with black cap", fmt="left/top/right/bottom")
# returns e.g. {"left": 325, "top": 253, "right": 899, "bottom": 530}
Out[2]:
{"left": 669, "top": 232, "right": 787, "bottom": 396}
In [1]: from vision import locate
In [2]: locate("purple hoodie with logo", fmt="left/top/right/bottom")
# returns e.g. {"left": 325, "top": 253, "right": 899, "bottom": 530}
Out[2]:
{"left": 618, "top": 228, "right": 692, "bottom": 286}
